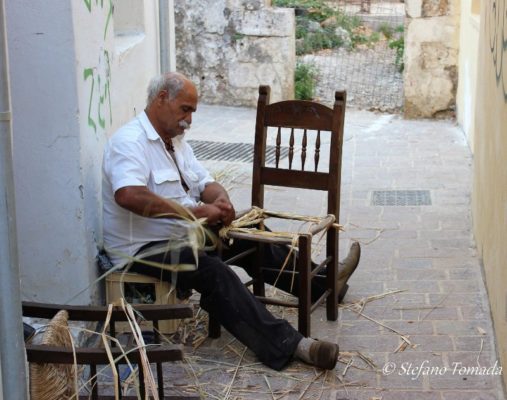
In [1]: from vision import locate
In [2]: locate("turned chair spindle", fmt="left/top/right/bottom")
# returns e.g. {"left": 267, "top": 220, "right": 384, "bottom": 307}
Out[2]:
{"left": 275, "top": 127, "right": 282, "bottom": 168}
{"left": 315, "top": 130, "right": 321, "bottom": 172}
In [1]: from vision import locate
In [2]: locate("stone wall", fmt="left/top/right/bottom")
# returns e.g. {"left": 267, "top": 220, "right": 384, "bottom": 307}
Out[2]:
{"left": 174, "top": 0, "right": 295, "bottom": 106}
{"left": 404, "top": 0, "right": 461, "bottom": 118}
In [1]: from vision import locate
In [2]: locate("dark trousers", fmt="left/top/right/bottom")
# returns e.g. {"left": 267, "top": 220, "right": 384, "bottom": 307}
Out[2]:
{"left": 128, "top": 238, "right": 327, "bottom": 370}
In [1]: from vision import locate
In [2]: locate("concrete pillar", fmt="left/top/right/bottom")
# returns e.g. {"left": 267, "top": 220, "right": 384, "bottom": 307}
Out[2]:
{"left": 6, "top": 0, "right": 98, "bottom": 304}
{"left": 5, "top": 0, "right": 160, "bottom": 305}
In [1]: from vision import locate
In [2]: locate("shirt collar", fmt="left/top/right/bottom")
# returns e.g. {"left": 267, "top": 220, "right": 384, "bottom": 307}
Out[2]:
{"left": 138, "top": 111, "right": 162, "bottom": 142}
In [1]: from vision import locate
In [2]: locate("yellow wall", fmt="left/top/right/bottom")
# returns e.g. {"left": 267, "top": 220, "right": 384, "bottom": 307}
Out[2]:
{"left": 472, "top": 0, "right": 507, "bottom": 388}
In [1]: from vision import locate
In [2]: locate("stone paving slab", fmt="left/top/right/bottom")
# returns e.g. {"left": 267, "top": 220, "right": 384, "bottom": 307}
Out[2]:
{"left": 155, "top": 105, "right": 505, "bottom": 399}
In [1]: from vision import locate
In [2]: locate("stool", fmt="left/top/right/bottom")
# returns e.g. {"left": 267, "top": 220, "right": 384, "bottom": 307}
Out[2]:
{"left": 106, "top": 272, "right": 181, "bottom": 334}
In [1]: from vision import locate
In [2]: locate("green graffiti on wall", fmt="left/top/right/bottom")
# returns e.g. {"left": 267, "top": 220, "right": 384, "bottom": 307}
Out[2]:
{"left": 83, "top": 0, "right": 92, "bottom": 12}
{"left": 486, "top": 0, "right": 507, "bottom": 101}
{"left": 82, "top": 0, "right": 113, "bottom": 39}
{"left": 82, "top": 0, "right": 114, "bottom": 133}
{"left": 83, "top": 52, "right": 112, "bottom": 133}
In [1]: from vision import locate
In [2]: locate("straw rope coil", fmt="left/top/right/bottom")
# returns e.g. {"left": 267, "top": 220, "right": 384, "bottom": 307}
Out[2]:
{"left": 30, "top": 310, "right": 76, "bottom": 400}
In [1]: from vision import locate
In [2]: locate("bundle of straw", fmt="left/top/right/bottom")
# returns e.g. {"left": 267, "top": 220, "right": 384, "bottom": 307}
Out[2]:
{"left": 30, "top": 310, "right": 77, "bottom": 400}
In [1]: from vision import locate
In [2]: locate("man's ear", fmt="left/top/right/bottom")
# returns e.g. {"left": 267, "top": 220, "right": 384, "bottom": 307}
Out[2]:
{"left": 157, "top": 89, "right": 169, "bottom": 104}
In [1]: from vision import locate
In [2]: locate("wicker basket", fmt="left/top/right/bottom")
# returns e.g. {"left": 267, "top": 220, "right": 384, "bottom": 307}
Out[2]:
{"left": 30, "top": 310, "right": 76, "bottom": 400}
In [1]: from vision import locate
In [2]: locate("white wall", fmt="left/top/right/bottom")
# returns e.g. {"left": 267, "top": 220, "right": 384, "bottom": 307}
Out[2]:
{"left": 5, "top": 0, "right": 161, "bottom": 305}
{"left": 6, "top": 0, "right": 88, "bottom": 304}
{"left": 456, "top": 0, "right": 480, "bottom": 151}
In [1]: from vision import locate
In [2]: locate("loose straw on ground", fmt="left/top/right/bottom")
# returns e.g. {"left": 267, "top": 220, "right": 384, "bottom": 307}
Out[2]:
{"left": 340, "top": 290, "right": 412, "bottom": 352}
{"left": 223, "top": 346, "right": 248, "bottom": 400}
{"left": 263, "top": 375, "right": 276, "bottom": 400}
{"left": 297, "top": 370, "right": 325, "bottom": 400}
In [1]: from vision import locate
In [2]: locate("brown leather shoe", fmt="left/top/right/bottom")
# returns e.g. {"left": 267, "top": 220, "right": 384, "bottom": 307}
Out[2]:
{"left": 309, "top": 340, "right": 339, "bottom": 370}
{"left": 337, "top": 242, "right": 361, "bottom": 303}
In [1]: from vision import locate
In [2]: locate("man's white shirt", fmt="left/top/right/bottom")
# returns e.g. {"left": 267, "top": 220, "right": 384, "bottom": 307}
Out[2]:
{"left": 102, "top": 111, "right": 214, "bottom": 266}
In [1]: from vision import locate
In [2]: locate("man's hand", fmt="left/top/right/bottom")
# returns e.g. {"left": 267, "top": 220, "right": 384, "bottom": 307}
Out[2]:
{"left": 213, "top": 197, "right": 235, "bottom": 226}
{"left": 191, "top": 203, "right": 225, "bottom": 225}
{"left": 200, "top": 182, "right": 236, "bottom": 226}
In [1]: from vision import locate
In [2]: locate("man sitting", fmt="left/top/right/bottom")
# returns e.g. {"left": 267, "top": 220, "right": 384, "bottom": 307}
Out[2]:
{"left": 102, "top": 72, "right": 360, "bottom": 371}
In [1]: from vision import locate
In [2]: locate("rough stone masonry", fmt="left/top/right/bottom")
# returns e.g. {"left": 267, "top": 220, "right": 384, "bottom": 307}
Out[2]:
{"left": 174, "top": 0, "right": 295, "bottom": 106}
{"left": 404, "top": 0, "right": 460, "bottom": 118}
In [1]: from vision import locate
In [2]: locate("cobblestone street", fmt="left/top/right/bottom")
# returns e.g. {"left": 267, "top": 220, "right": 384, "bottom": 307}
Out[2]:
{"left": 154, "top": 105, "right": 506, "bottom": 400}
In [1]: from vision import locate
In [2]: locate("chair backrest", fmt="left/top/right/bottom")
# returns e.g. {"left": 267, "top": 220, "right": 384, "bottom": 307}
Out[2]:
{"left": 252, "top": 85, "right": 346, "bottom": 219}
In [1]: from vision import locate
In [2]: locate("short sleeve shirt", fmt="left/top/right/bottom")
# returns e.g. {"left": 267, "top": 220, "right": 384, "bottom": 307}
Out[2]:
{"left": 102, "top": 111, "right": 214, "bottom": 266}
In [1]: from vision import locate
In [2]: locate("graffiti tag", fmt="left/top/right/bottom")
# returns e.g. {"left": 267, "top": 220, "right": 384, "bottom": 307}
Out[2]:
{"left": 83, "top": 0, "right": 114, "bottom": 133}
{"left": 486, "top": 0, "right": 507, "bottom": 102}
{"left": 83, "top": 50, "right": 112, "bottom": 132}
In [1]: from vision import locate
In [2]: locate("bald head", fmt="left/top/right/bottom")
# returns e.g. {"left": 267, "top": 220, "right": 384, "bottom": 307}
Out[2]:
{"left": 146, "top": 72, "right": 193, "bottom": 106}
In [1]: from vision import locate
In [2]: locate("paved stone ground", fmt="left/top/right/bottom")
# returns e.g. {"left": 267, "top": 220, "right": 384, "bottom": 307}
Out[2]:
{"left": 119, "top": 105, "right": 505, "bottom": 399}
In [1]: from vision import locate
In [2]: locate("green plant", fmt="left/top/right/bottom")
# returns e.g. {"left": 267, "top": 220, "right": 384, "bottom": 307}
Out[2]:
{"left": 389, "top": 37, "right": 404, "bottom": 72}
{"left": 333, "top": 10, "right": 361, "bottom": 32}
{"left": 388, "top": 25, "right": 405, "bottom": 72}
{"left": 295, "top": 62, "right": 317, "bottom": 100}
{"left": 295, "top": 16, "right": 309, "bottom": 39}
{"left": 273, "top": 0, "right": 335, "bottom": 21}
{"left": 274, "top": 0, "right": 380, "bottom": 54}
{"left": 232, "top": 32, "right": 246, "bottom": 41}
{"left": 377, "top": 22, "right": 394, "bottom": 39}
{"left": 350, "top": 32, "right": 369, "bottom": 47}
{"left": 297, "top": 28, "right": 344, "bottom": 54}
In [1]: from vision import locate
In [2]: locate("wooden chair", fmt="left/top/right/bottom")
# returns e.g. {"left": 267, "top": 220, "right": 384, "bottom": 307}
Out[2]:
{"left": 23, "top": 301, "right": 198, "bottom": 399}
{"left": 211, "top": 85, "right": 347, "bottom": 338}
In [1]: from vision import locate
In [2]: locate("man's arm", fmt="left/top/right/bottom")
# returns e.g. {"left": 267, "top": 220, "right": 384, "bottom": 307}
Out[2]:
{"left": 115, "top": 185, "right": 224, "bottom": 224}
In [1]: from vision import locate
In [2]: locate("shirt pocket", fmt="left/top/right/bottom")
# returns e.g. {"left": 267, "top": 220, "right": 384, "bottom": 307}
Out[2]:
{"left": 151, "top": 169, "right": 186, "bottom": 199}
{"left": 184, "top": 170, "right": 201, "bottom": 200}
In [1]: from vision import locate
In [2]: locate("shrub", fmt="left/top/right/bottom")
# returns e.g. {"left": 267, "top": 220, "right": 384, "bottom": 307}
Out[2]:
{"left": 295, "top": 62, "right": 317, "bottom": 100}
{"left": 377, "top": 22, "right": 394, "bottom": 39}
{"left": 388, "top": 25, "right": 404, "bottom": 72}
{"left": 273, "top": 0, "right": 335, "bottom": 21}
{"left": 333, "top": 11, "right": 361, "bottom": 32}
{"left": 298, "top": 28, "right": 344, "bottom": 54}
{"left": 275, "top": 0, "right": 377, "bottom": 54}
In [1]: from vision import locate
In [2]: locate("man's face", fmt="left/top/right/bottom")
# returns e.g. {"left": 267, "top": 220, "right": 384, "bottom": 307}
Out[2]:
{"left": 158, "top": 82, "right": 197, "bottom": 138}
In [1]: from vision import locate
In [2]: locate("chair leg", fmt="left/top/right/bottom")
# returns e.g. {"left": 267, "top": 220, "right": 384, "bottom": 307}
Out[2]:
{"left": 139, "top": 363, "right": 145, "bottom": 398}
{"left": 326, "top": 228, "right": 339, "bottom": 321}
{"left": 109, "top": 321, "right": 124, "bottom": 398}
{"left": 298, "top": 235, "right": 312, "bottom": 337}
{"left": 208, "top": 315, "right": 221, "bottom": 338}
{"left": 153, "top": 321, "right": 165, "bottom": 399}
{"left": 90, "top": 363, "right": 98, "bottom": 400}
{"left": 253, "top": 243, "right": 266, "bottom": 297}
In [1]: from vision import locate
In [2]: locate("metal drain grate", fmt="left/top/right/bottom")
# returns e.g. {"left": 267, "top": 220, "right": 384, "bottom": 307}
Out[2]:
{"left": 188, "top": 140, "right": 288, "bottom": 163}
{"left": 371, "top": 190, "right": 432, "bottom": 206}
